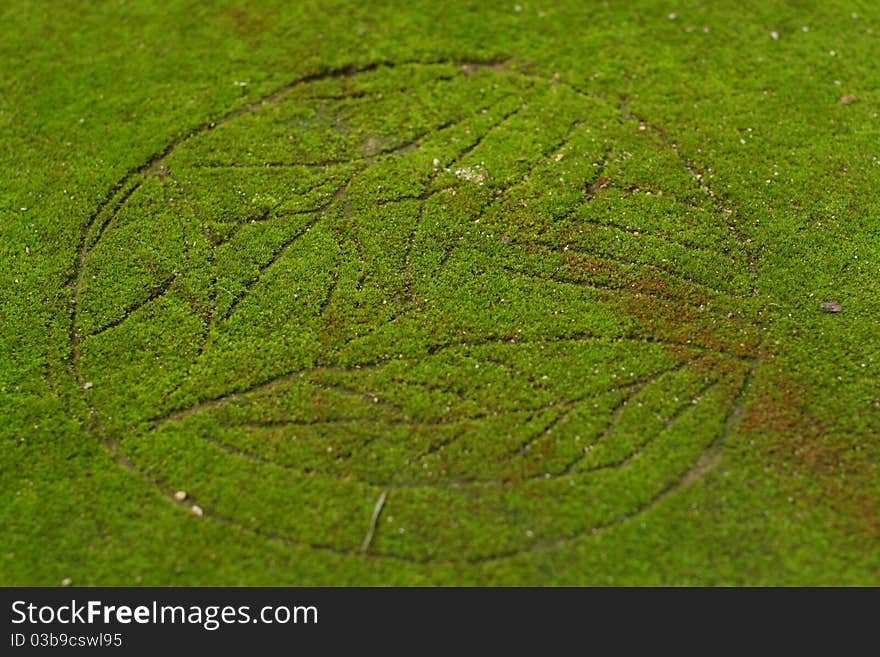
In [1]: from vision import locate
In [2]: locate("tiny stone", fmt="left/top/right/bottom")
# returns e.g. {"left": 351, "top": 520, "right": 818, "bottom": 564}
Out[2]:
{"left": 770, "top": 31, "right": 779, "bottom": 40}
{"left": 82, "top": 381, "right": 93, "bottom": 390}
{"left": 820, "top": 301, "right": 842, "bottom": 313}
{"left": 174, "top": 491, "right": 187, "bottom": 502}
{"left": 190, "top": 504, "right": 204, "bottom": 517}
{"left": 61, "top": 578, "right": 72, "bottom": 587}
{"left": 840, "top": 94, "right": 857, "bottom": 105}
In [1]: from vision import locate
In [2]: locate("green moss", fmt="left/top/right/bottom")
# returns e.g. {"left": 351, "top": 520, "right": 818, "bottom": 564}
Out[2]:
{"left": 1, "top": 0, "right": 878, "bottom": 585}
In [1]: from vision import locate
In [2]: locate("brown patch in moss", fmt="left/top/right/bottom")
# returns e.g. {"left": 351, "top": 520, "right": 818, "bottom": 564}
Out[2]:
{"left": 560, "top": 250, "right": 761, "bottom": 360}
{"left": 742, "top": 379, "right": 827, "bottom": 464}
{"left": 613, "top": 288, "right": 760, "bottom": 359}
{"left": 566, "top": 254, "right": 623, "bottom": 280}
{"left": 624, "top": 266, "right": 711, "bottom": 307}
{"left": 229, "top": 8, "right": 271, "bottom": 35}
{"left": 743, "top": 375, "right": 879, "bottom": 538}
{"left": 565, "top": 252, "right": 735, "bottom": 309}
{"left": 686, "top": 352, "right": 751, "bottom": 382}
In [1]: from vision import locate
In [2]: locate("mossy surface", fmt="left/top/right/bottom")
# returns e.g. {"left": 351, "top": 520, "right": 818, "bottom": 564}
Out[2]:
{"left": 2, "top": 1, "right": 878, "bottom": 585}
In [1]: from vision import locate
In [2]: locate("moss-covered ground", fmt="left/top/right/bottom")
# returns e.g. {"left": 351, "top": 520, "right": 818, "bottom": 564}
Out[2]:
{"left": 2, "top": 1, "right": 878, "bottom": 585}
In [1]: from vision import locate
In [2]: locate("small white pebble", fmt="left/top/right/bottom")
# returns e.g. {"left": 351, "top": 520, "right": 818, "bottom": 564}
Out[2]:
{"left": 668, "top": 13, "right": 677, "bottom": 20}
{"left": 829, "top": 50, "right": 836, "bottom": 56}
{"left": 190, "top": 505, "right": 203, "bottom": 517}
{"left": 432, "top": 158, "right": 440, "bottom": 167}
{"left": 174, "top": 490, "right": 187, "bottom": 502}
{"left": 770, "top": 31, "right": 779, "bottom": 40}
{"left": 61, "top": 577, "right": 73, "bottom": 587}
{"left": 82, "top": 381, "right": 93, "bottom": 390}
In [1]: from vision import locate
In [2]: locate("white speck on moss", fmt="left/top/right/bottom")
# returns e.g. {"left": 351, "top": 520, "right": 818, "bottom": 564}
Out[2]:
{"left": 454, "top": 164, "right": 487, "bottom": 184}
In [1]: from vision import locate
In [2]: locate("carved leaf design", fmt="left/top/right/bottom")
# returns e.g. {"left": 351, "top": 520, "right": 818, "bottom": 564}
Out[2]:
{"left": 71, "top": 62, "right": 761, "bottom": 562}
